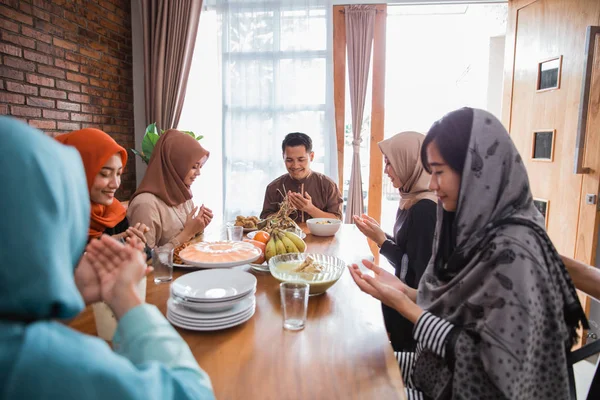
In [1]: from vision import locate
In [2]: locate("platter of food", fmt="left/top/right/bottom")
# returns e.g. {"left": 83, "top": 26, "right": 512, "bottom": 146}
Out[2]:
{"left": 234, "top": 215, "right": 261, "bottom": 232}
{"left": 173, "top": 242, "right": 196, "bottom": 268}
{"left": 176, "top": 241, "right": 261, "bottom": 269}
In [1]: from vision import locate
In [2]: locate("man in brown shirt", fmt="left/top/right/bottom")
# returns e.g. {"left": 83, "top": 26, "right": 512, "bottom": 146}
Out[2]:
{"left": 261, "top": 132, "right": 343, "bottom": 222}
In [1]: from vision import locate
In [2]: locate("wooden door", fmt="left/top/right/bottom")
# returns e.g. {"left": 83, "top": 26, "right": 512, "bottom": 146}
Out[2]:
{"left": 503, "top": 0, "right": 600, "bottom": 313}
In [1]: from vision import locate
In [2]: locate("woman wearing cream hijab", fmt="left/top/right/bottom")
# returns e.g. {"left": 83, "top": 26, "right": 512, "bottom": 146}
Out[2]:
{"left": 353, "top": 131, "right": 437, "bottom": 351}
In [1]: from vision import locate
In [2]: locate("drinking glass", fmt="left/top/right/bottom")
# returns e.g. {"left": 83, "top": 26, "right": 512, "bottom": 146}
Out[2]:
{"left": 152, "top": 246, "right": 174, "bottom": 284}
{"left": 226, "top": 225, "right": 244, "bottom": 241}
{"left": 280, "top": 282, "right": 309, "bottom": 331}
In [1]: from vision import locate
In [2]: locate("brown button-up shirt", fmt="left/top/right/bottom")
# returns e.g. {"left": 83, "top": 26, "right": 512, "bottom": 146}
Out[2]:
{"left": 260, "top": 171, "right": 343, "bottom": 222}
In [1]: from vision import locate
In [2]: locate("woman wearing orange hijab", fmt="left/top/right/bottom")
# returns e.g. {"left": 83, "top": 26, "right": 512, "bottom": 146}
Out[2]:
{"left": 56, "top": 128, "right": 149, "bottom": 242}
{"left": 127, "top": 129, "right": 212, "bottom": 249}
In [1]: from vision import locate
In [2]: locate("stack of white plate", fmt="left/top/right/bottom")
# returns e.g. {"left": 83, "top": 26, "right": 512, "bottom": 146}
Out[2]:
{"left": 167, "top": 269, "right": 257, "bottom": 331}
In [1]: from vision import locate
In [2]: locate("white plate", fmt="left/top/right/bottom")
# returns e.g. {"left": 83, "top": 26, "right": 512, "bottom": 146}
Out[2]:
{"left": 171, "top": 290, "right": 256, "bottom": 312}
{"left": 168, "top": 296, "right": 255, "bottom": 320}
{"left": 167, "top": 307, "right": 256, "bottom": 331}
{"left": 171, "top": 286, "right": 256, "bottom": 303}
{"left": 168, "top": 308, "right": 255, "bottom": 331}
{"left": 247, "top": 229, "right": 306, "bottom": 240}
{"left": 168, "top": 295, "right": 255, "bottom": 320}
{"left": 171, "top": 269, "right": 257, "bottom": 301}
{"left": 167, "top": 309, "right": 254, "bottom": 328}
{"left": 246, "top": 231, "right": 259, "bottom": 240}
{"left": 167, "top": 305, "right": 255, "bottom": 327}
{"left": 173, "top": 262, "right": 199, "bottom": 269}
{"left": 179, "top": 241, "right": 261, "bottom": 268}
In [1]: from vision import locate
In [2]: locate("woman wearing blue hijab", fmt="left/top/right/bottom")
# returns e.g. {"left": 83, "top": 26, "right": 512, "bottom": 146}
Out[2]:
{"left": 0, "top": 117, "right": 214, "bottom": 400}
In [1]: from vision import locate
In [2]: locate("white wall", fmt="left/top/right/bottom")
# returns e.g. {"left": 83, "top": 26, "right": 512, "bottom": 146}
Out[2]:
{"left": 486, "top": 35, "right": 505, "bottom": 119}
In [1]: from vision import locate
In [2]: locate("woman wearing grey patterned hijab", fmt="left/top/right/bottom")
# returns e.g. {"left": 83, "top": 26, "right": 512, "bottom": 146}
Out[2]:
{"left": 349, "top": 107, "right": 587, "bottom": 400}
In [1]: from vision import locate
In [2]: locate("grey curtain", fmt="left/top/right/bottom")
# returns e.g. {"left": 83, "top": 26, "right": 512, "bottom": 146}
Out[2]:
{"left": 141, "top": 0, "right": 203, "bottom": 129}
{"left": 344, "top": 5, "right": 376, "bottom": 222}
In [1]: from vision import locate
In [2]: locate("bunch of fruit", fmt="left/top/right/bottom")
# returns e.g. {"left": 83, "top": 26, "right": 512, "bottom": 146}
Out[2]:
{"left": 244, "top": 229, "right": 306, "bottom": 264}
{"left": 264, "top": 229, "right": 306, "bottom": 262}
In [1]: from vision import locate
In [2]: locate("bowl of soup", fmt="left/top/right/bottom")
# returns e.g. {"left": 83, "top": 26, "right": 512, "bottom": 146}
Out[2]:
{"left": 306, "top": 218, "right": 342, "bottom": 237}
{"left": 269, "top": 253, "right": 346, "bottom": 295}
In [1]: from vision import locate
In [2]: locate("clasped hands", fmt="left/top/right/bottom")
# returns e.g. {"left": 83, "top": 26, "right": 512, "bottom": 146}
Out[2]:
{"left": 287, "top": 190, "right": 315, "bottom": 213}
{"left": 183, "top": 204, "right": 213, "bottom": 238}
{"left": 74, "top": 235, "right": 151, "bottom": 319}
{"left": 114, "top": 222, "right": 150, "bottom": 244}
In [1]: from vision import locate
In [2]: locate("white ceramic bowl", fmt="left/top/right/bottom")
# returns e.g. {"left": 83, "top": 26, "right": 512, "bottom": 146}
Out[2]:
{"left": 306, "top": 218, "right": 342, "bottom": 236}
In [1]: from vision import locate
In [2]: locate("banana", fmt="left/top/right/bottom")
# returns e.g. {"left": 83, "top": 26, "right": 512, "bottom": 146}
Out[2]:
{"left": 278, "top": 232, "right": 299, "bottom": 253}
{"left": 275, "top": 236, "right": 287, "bottom": 255}
{"left": 265, "top": 237, "right": 277, "bottom": 261}
{"left": 283, "top": 230, "right": 306, "bottom": 252}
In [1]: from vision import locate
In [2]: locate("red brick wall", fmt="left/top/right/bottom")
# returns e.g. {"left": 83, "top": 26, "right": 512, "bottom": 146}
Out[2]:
{"left": 0, "top": 0, "right": 136, "bottom": 199}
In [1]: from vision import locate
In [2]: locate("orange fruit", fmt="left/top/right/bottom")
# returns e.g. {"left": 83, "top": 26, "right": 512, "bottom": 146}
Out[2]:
{"left": 243, "top": 239, "right": 265, "bottom": 252}
{"left": 243, "top": 239, "right": 266, "bottom": 264}
{"left": 253, "top": 231, "right": 270, "bottom": 244}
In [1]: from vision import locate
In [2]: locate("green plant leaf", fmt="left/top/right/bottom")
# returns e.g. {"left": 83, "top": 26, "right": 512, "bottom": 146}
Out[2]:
{"left": 145, "top": 122, "right": 157, "bottom": 137}
{"left": 181, "top": 130, "right": 203, "bottom": 141}
{"left": 142, "top": 123, "right": 160, "bottom": 159}
{"left": 131, "top": 148, "right": 142, "bottom": 157}
{"left": 142, "top": 132, "right": 158, "bottom": 157}
{"left": 130, "top": 148, "right": 150, "bottom": 165}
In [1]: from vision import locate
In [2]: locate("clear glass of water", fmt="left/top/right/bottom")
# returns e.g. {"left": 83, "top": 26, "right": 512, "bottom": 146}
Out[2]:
{"left": 226, "top": 225, "right": 244, "bottom": 241}
{"left": 280, "top": 282, "right": 309, "bottom": 331}
{"left": 152, "top": 246, "right": 173, "bottom": 284}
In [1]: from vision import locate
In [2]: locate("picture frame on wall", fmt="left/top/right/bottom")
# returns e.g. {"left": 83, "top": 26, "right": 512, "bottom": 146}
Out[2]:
{"left": 533, "top": 198, "right": 550, "bottom": 228}
{"left": 531, "top": 129, "right": 556, "bottom": 162}
{"left": 536, "top": 56, "right": 562, "bottom": 92}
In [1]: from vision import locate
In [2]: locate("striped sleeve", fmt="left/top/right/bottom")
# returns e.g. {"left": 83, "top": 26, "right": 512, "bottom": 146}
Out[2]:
{"left": 412, "top": 311, "right": 455, "bottom": 358}
{"left": 395, "top": 351, "right": 415, "bottom": 386}
{"left": 406, "top": 388, "right": 425, "bottom": 400}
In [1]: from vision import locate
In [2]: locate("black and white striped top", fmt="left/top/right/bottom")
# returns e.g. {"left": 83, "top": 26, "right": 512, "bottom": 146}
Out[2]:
{"left": 398, "top": 311, "right": 457, "bottom": 400}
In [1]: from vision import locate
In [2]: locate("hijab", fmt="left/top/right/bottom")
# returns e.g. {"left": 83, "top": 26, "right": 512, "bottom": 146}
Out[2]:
{"left": 378, "top": 131, "right": 437, "bottom": 210}
{"left": 416, "top": 109, "right": 587, "bottom": 399}
{"left": 131, "top": 130, "right": 209, "bottom": 207}
{"left": 0, "top": 118, "right": 216, "bottom": 400}
{"left": 55, "top": 128, "right": 127, "bottom": 240}
{"left": 0, "top": 117, "right": 88, "bottom": 321}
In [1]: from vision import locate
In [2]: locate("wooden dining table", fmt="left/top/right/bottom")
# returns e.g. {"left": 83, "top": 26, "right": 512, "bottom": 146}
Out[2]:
{"left": 70, "top": 223, "right": 406, "bottom": 400}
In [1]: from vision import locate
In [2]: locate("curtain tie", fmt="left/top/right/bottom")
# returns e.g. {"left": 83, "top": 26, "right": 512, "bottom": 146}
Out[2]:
{"left": 352, "top": 138, "right": 362, "bottom": 153}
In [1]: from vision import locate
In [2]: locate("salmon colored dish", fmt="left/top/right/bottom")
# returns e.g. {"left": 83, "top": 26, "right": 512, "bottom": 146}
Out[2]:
{"left": 179, "top": 241, "right": 261, "bottom": 264}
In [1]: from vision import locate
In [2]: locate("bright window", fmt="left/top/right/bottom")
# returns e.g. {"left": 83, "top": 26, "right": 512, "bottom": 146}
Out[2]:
{"left": 180, "top": 2, "right": 336, "bottom": 223}
{"left": 380, "top": 3, "right": 507, "bottom": 232}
